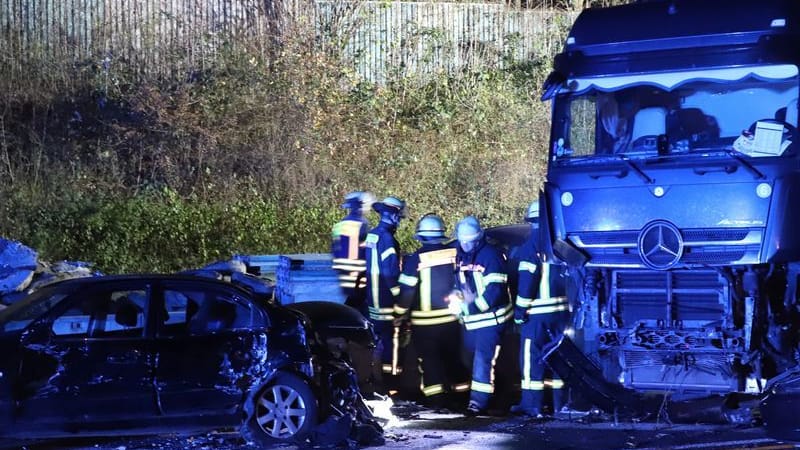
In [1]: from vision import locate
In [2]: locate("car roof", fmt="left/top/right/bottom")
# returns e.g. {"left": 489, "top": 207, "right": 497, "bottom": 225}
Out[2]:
{"left": 0, "top": 274, "right": 272, "bottom": 330}
{"left": 47, "top": 274, "right": 252, "bottom": 294}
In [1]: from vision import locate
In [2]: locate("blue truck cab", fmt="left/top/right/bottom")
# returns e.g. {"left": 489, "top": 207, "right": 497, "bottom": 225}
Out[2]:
{"left": 542, "top": 0, "right": 800, "bottom": 394}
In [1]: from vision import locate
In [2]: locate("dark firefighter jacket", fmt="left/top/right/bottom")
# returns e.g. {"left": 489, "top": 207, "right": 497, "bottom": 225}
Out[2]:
{"left": 365, "top": 221, "right": 402, "bottom": 322}
{"left": 396, "top": 241, "right": 459, "bottom": 326}
{"left": 514, "top": 236, "right": 569, "bottom": 317}
{"left": 331, "top": 213, "right": 370, "bottom": 290}
{"left": 456, "top": 239, "right": 513, "bottom": 330}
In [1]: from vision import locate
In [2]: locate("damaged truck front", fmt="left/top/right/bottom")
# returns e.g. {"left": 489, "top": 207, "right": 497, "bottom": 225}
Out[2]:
{"left": 541, "top": 0, "right": 800, "bottom": 397}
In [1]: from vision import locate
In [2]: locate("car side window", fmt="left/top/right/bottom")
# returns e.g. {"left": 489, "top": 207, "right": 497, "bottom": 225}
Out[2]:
{"left": 1, "top": 292, "right": 69, "bottom": 333}
{"left": 159, "top": 287, "right": 264, "bottom": 337}
{"left": 52, "top": 289, "right": 148, "bottom": 338}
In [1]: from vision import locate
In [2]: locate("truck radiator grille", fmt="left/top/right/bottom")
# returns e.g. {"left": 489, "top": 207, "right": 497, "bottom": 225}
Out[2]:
{"left": 568, "top": 228, "right": 762, "bottom": 267}
{"left": 612, "top": 269, "right": 727, "bottom": 326}
{"left": 576, "top": 229, "right": 750, "bottom": 246}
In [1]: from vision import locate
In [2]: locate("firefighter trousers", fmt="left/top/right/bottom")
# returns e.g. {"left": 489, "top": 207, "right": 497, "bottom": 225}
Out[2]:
{"left": 517, "top": 311, "right": 570, "bottom": 414}
{"left": 412, "top": 321, "right": 470, "bottom": 403}
{"left": 371, "top": 319, "right": 400, "bottom": 395}
{"left": 463, "top": 322, "right": 507, "bottom": 410}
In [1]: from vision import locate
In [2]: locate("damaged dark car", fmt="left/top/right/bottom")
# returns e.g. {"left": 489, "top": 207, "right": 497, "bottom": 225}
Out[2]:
{"left": 0, "top": 275, "right": 382, "bottom": 446}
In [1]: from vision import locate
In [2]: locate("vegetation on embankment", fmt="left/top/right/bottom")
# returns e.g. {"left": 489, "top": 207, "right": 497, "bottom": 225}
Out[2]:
{"left": 0, "top": 2, "right": 608, "bottom": 273}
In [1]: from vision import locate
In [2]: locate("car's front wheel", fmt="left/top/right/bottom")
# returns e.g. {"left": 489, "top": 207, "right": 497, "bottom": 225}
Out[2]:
{"left": 242, "top": 373, "right": 318, "bottom": 445}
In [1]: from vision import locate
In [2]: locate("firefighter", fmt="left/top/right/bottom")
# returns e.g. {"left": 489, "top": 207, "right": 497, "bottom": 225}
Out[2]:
{"left": 365, "top": 196, "right": 407, "bottom": 393}
{"left": 396, "top": 214, "right": 471, "bottom": 409}
{"left": 511, "top": 200, "right": 571, "bottom": 417}
{"left": 450, "top": 216, "right": 513, "bottom": 415}
{"left": 331, "top": 191, "right": 375, "bottom": 315}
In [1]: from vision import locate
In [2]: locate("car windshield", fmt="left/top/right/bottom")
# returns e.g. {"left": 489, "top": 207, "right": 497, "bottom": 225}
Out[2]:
{"left": 551, "top": 65, "right": 799, "bottom": 164}
{"left": 0, "top": 285, "right": 72, "bottom": 333}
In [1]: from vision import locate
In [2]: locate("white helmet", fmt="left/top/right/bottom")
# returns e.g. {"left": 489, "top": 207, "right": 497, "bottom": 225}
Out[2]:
{"left": 415, "top": 214, "right": 446, "bottom": 240}
{"left": 455, "top": 216, "right": 483, "bottom": 244}
{"left": 525, "top": 200, "right": 540, "bottom": 224}
{"left": 341, "top": 191, "right": 376, "bottom": 212}
{"left": 373, "top": 196, "right": 407, "bottom": 218}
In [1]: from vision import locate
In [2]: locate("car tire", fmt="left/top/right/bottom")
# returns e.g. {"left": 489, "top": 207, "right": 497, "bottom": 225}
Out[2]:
{"left": 241, "top": 373, "right": 318, "bottom": 445}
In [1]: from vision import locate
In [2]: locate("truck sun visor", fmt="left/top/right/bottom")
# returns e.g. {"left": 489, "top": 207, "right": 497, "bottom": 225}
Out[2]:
{"left": 564, "top": 64, "right": 799, "bottom": 94}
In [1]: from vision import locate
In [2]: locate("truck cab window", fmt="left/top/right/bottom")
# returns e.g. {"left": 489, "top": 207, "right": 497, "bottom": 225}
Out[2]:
{"left": 553, "top": 68, "right": 798, "bottom": 163}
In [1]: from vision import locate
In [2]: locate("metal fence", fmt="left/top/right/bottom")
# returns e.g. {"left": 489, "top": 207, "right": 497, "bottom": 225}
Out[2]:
{"left": 1, "top": 0, "right": 292, "bottom": 76}
{"left": 1, "top": 0, "right": 575, "bottom": 81}
{"left": 321, "top": 2, "right": 574, "bottom": 82}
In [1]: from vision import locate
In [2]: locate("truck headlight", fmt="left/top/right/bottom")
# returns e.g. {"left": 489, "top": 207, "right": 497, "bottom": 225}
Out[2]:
{"left": 756, "top": 183, "right": 772, "bottom": 199}
{"left": 561, "top": 191, "right": 574, "bottom": 207}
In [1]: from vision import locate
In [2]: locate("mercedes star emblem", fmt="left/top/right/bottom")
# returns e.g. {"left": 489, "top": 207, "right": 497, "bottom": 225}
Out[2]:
{"left": 638, "top": 220, "right": 683, "bottom": 270}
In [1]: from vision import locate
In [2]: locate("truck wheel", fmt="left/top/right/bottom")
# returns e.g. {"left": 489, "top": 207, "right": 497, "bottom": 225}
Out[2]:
{"left": 242, "top": 373, "right": 318, "bottom": 445}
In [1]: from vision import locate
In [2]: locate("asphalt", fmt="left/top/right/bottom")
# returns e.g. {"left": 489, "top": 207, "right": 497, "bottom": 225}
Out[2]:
{"left": 9, "top": 402, "right": 797, "bottom": 450}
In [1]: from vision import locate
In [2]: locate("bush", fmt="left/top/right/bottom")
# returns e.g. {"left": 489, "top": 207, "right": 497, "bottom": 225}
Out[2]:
{"left": 0, "top": 188, "right": 348, "bottom": 273}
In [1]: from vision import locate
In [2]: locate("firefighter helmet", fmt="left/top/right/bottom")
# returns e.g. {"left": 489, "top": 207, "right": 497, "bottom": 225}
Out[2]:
{"left": 455, "top": 216, "right": 483, "bottom": 244}
{"left": 341, "top": 191, "right": 375, "bottom": 212}
{"left": 373, "top": 196, "right": 407, "bottom": 218}
{"left": 415, "top": 214, "right": 446, "bottom": 240}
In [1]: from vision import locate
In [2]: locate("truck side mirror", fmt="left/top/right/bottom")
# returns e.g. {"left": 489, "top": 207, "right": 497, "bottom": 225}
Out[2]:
{"left": 541, "top": 71, "right": 566, "bottom": 101}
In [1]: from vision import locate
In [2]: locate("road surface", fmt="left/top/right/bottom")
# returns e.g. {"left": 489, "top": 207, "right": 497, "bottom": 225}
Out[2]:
{"left": 7, "top": 402, "right": 795, "bottom": 450}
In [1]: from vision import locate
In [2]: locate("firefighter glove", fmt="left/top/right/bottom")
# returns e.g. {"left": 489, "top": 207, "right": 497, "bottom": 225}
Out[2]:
{"left": 461, "top": 287, "right": 476, "bottom": 304}
{"left": 446, "top": 290, "right": 465, "bottom": 316}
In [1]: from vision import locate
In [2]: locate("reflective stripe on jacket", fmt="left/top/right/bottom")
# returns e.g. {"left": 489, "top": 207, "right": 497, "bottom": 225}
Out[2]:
{"left": 514, "top": 237, "right": 569, "bottom": 317}
{"left": 456, "top": 240, "right": 511, "bottom": 330}
{"left": 365, "top": 221, "right": 402, "bottom": 321}
{"left": 331, "top": 216, "right": 369, "bottom": 289}
{"left": 397, "top": 242, "right": 459, "bottom": 326}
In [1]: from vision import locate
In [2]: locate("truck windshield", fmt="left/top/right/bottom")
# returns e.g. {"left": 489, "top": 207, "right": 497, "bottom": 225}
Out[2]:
{"left": 551, "top": 65, "right": 799, "bottom": 164}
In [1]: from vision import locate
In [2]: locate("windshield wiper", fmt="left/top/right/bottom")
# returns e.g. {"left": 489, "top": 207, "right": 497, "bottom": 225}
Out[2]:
{"left": 618, "top": 155, "right": 654, "bottom": 184}
{"left": 723, "top": 149, "right": 765, "bottom": 180}
{"left": 580, "top": 154, "right": 654, "bottom": 184}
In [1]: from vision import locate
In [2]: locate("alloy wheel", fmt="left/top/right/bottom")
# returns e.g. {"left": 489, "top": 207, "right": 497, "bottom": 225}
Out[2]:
{"left": 255, "top": 383, "right": 308, "bottom": 439}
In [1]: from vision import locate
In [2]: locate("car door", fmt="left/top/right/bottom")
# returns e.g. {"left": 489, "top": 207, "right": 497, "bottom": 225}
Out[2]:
{"left": 152, "top": 280, "right": 270, "bottom": 416}
{"left": 15, "top": 281, "right": 157, "bottom": 426}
